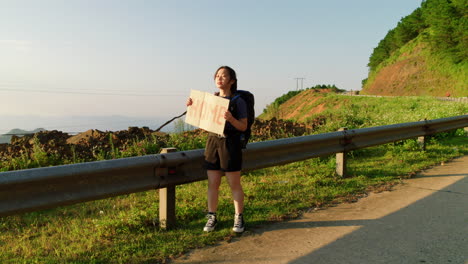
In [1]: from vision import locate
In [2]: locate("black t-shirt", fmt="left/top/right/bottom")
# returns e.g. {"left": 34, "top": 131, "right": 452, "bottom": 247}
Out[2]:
{"left": 222, "top": 95, "right": 247, "bottom": 133}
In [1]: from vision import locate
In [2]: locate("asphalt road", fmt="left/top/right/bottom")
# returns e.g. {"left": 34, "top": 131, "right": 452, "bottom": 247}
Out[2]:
{"left": 172, "top": 156, "right": 468, "bottom": 264}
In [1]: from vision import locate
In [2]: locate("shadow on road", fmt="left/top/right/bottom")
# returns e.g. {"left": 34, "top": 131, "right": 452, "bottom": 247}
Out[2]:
{"left": 289, "top": 176, "right": 468, "bottom": 264}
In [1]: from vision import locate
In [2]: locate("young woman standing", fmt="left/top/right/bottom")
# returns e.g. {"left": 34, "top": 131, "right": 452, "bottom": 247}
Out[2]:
{"left": 186, "top": 66, "right": 248, "bottom": 233}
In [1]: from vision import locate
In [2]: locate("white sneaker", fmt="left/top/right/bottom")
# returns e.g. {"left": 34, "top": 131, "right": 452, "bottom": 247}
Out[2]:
{"left": 203, "top": 213, "right": 217, "bottom": 232}
{"left": 232, "top": 214, "right": 244, "bottom": 233}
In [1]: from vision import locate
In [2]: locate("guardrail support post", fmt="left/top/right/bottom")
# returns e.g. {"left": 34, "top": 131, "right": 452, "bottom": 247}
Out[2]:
{"left": 159, "top": 148, "right": 177, "bottom": 229}
{"left": 464, "top": 114, "right": 468, "bottom": 136}
{"left": 336, "top": 127, "right": 347, "bottom": 178}
{"left": 417, "top": 136, "right": 426, "bottom": 151}
{"left": 418, "top": 119, "right": 427, "bottom": 151}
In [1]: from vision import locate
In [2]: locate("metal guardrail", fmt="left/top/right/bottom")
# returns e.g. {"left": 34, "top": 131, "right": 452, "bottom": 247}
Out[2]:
{"left": 435, "top": 97, "right": 468, "bottom": 103}
{"left": 1, "top": 115, "right": 467, "bottom": 218}
{"left": 341, "top": 93, "right": 468, "bottom": 103}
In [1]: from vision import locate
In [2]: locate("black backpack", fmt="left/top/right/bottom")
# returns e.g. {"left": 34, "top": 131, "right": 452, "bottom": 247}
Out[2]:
{"left": 229, "top": 90, "right": 255, "bottom": 148}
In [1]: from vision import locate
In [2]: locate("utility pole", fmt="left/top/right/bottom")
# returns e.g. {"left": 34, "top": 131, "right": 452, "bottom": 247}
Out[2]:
{"left": 294, "top": 78, "right": 305, "bottom": 90}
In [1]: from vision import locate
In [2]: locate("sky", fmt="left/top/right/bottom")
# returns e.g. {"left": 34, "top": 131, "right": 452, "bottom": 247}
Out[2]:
{"left": 0, "top": 0, "right": 423, "bottom": 133}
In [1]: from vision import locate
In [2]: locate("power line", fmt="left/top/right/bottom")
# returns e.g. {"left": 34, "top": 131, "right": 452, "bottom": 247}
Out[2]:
{"left": 0, "top": 88, "right": 185, "bottom": 97}
{"left": 0, "top": 84, "right": 187, "bottom": 94}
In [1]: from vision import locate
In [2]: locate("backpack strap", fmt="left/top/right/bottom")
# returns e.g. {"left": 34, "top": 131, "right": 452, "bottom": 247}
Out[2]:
{"left": 231, "top": 94, "right": 241, "bottom": 101}
{"left": 229, "top": 94, "right": 242, "bottom": 118}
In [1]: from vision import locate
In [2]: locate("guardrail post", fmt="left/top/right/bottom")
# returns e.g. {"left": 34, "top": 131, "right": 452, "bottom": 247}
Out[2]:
{"left": 465, "top": 114, "right": 468, "bottom": 136}
{"left": 417, "top": 136, "right": 426, "bottom": 151}
{"left": 159, "top": 147, "right": 177, "bottom": 229}
{"left": 336, "top": 127, "right": 347, "bottom": 178}
{"left": 418, "top": 119, "right": 427, "bottom": 151}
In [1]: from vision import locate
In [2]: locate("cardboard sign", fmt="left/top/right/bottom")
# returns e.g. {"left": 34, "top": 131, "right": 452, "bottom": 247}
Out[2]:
{"left": 185, "top": 90, "right": 229, "bottom": 135}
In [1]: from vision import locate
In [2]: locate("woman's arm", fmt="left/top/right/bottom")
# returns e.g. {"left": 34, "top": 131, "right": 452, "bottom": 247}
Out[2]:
{"left": 225, "top": 112, "right": 248, "bottom": 132}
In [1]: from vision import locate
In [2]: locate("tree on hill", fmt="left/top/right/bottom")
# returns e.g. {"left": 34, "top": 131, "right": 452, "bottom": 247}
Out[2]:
{"left": 421, "top": 0, "right": 467, "bottom": 63}
{"left": 367, "top": 0, "right": 466, "bottom": 71}
{"left": 368, "top": 7, "right": 427, "bottom": 71}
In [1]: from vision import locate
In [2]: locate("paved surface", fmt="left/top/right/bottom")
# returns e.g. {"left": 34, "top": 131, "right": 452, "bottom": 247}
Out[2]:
{"left": 171, "top": 156, "right": 468, "bottom": 264}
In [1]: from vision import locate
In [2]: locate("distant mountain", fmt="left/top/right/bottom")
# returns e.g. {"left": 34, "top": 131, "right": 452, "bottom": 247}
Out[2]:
{"left": 0, "top": 128, "right": 46, "bottom": 144}
{"left": 0, "top": 115, "right": 175, "bottom": 135}
{"left": 6, "top": 128, "right": 46, "bottom": 134}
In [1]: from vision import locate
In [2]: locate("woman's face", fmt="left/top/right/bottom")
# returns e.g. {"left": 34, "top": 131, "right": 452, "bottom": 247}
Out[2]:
{"left": 215, "top": 68, "right": 234, "bottom": 91}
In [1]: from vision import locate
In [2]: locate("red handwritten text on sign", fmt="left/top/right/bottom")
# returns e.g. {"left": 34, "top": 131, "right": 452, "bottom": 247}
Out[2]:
{"left": 185, "top": 90, "right": 229, "bottom": 135}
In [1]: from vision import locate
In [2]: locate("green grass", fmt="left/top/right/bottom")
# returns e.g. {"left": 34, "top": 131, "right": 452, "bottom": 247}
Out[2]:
{"left": 306, "top": 95, "right": 467, "bottom": 133}
{"left": 1, "top": 133, "right": 467, "bottom": 263}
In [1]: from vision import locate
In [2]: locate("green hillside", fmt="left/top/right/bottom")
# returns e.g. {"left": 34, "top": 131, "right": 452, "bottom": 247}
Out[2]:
{"left": 361, "top": 0, "right": 467, "bottom": 97}
{"left": 260, "top": 89, "right": 468, "bottom": 133}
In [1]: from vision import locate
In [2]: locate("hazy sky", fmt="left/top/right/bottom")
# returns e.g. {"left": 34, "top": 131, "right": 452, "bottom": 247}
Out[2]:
{"left": 0, "top": 0, "right": 422, "bottom": 132}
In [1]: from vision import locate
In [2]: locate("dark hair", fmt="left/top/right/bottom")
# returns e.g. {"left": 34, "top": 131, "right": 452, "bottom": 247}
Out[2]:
{"left": 214, "top": 66, "right": 237, "bottom": 94}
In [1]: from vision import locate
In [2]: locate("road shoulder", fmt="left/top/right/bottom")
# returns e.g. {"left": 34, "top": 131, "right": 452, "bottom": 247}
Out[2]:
{"left": 171, "top": 156, "right": 468, "bottom": 264}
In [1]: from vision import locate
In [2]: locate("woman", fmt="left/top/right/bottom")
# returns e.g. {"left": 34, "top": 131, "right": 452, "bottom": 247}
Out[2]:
{"left": 186, "top": 66, "right": 248, "bottom": 233}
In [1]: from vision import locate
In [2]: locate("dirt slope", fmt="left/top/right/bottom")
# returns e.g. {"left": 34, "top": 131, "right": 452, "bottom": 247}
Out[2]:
{"left": 279, "top": 89, "right": 327, "bottom": 121}
{"left": 262, "top": 89, "right": 340, "bottom": 124}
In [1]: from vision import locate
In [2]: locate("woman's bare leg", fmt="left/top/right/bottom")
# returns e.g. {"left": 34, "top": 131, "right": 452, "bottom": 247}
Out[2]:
{"left": 207, "top": 170, "right": 223, "bottom": 213}
{"left": 225, "top": 171, "right": 244, "bottom": 214}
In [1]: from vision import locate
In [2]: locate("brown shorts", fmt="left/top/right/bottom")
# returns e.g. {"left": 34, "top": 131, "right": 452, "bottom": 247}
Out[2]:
{"left": 204, "top": 133, "right": 243, "bottom": 172}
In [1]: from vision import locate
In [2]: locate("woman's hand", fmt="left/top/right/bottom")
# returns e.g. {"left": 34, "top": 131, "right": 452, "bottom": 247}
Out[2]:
{"left": 224, "top": 111, "right": 234, "bottom": 123}
{"left": 224, "top": 111, "right": 247, "bottom": 132}
{"left": 186, "top": 98, "right": 193, "bottom": 106}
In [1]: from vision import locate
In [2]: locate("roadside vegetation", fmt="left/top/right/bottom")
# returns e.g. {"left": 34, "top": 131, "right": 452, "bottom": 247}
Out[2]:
{"left": 260, "top": 92, "right": 467, "bottom": 131}
{"left": 0, "top": 92, "right": 467, "bottom": 263}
